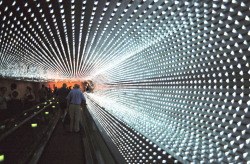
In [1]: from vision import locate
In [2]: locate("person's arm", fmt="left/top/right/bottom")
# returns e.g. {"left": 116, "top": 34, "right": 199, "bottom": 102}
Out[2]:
{"left": 66, "top": 92, "right": 71, "bottom": 109}
{"left": 81, "top": 93, "right": 87, "bottom": 108}
{"left": 81, "top": 100, "right": 86, "bottom": 109}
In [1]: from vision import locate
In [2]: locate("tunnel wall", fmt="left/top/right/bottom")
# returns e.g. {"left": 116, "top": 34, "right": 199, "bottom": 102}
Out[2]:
{"left": 87, "top": 1, "right": 250, "bottom": 163}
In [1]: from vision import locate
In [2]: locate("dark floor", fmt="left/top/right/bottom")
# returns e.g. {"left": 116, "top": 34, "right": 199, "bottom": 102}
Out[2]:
{"left": 38, "top": 120, "right": 85, "bottom": 164}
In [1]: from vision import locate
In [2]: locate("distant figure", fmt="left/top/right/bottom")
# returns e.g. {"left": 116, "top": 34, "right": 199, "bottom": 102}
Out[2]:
{"left": 53, "top": 87, "right": 58, "bottom": 95}
{"left": 46, "top": 87, "right": 53, "bottom": 99}
{"left": 38, "top": 84, "right": 47, "bottom": 103}
{"left": 56, "top": 83, "right": 70, "bottom": 117}
{"left": 66, "top": 84, "right": 86, "bottom": 132}
{"left": 23, "top": 86, "right": 35, "bottom": 109}
{"left": 8, "top": 91, "right": 23, "bottom": 116}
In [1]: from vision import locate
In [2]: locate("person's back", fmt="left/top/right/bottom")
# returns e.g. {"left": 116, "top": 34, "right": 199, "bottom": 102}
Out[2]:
{"left": 67, "top": 89, "right": 84, "bottom": 104}
{"left": 57, "top": 87, "right": 69, "bottom": 103}
{"left": 38, "top": 85, "right": 47, "bottom": 102}
{"left": 66, "top": 84, "right": 86, "bottom": 132}
{"left": 57, "top": 83, "right": 70, "bottom": 117}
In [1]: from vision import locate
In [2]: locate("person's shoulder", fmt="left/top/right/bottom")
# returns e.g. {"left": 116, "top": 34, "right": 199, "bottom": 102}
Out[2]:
{"left": 77, "top": 89, "right": 83, "bottom": 93}
{"left": 60, "top": 87, "right": 67, "bottom": 91}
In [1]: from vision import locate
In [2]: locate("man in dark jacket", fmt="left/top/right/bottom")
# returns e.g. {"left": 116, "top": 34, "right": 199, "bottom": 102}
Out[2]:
{"left": 57, "top": 83, "right": 70, "bottom": 117}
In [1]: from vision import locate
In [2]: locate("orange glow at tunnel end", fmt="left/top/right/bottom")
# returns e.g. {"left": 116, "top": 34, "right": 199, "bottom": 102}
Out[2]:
{"left": 45, "top": 80, "right": 89, "bottom": 92}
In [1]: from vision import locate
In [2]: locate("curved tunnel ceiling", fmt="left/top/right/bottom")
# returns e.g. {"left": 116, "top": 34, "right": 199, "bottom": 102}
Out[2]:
{"left": 1, "top": 0, "right": 249, "bottom": 82}
{"left": 0, "top": 0, "right": 175, "bottom": 81}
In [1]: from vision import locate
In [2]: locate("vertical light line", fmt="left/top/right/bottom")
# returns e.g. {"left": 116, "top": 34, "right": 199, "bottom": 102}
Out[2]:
{"left": 79, "top": 0, "right": 98, "bottom": 77}
{"left": 76, "top": 0, "right": 86, "bottom": 78}
{"left": 71, "top": 0, "right": 76, "bottom": 78}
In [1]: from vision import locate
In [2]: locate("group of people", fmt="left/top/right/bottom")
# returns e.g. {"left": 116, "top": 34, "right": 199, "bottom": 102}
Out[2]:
{"left": 38, "top": 83, "right": 86, "bottom": 133}
{"left": 0, "top": 83, "right": 63, "bottom": 120}
{"left": 0, "top": 83, "right": 37, "bottom": 120}
{"left": 56, "top": 83, "right": 86, "bottom": 133}
{"left": 0, "top": 82, "right": 86, "bottom": 133}
{"left": 38, "top": 84, "right": 58, "bottom": 103}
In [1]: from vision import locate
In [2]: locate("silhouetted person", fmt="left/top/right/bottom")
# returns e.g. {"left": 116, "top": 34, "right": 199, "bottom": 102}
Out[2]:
{"left": 56, "top": 83, "right": 70, "bottom": 117}
{"left": 66, "top": 84, "right": 86, "bottom": 132}
{"left": 38, "top": 84, "right": 47, "bottom": 103}
{"left": 10, "top": 83, "right": 17, "bottom": 90}
{"left": 0, "top": 87, "right": 10, "bottom": 119}
{"left": 9, "top": 83, "right": 19, "bottom": 99}
{"left": 68, "top": 86, "right": 72, "bottom": 91}
{"left": 23, "top": 86, "right": 35, "bottom": 109}
{"left": 45, "top": 87, "right": 53, "bottom": 99}
{"left": 53, "top": 87, "right": 58, "bottom": 95}
{"left": 8, "top": 91, "right": 23, "bottom": 116}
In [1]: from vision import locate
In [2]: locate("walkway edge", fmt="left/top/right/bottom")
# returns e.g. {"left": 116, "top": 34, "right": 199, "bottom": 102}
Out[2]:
{"left": 28, "top": 110, "right": 61, "bottom": 164}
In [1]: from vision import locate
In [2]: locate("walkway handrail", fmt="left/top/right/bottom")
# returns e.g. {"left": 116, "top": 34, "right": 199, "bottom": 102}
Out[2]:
{"left": 0, "top": 102, "right": 52, "bottom": 142}
{"left": 84, "top": 95, "right": 127, "bottom": 164}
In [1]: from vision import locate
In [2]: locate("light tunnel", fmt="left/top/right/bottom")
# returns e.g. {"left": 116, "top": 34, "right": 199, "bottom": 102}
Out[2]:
{"left": 0, "top": 0, "right": 250, "bottom": 163}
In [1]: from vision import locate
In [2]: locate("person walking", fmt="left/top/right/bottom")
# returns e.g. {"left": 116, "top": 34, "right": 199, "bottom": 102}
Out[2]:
{"left": 66, "top": 84, "right": 86, "bottom": 132}
{"left": 56, "top": 83, "right": 70, "bottom": 117}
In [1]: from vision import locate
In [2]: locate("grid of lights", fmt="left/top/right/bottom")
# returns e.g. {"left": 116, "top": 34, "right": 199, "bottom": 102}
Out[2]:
{"left": 86, "top": 96, "right": 178, "bottom": 163}
{"left": 87, "top": 0, "right": 249, "bottom": 163}
{"left": 0, "top": 0, "right": 250, "bottom": 163}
